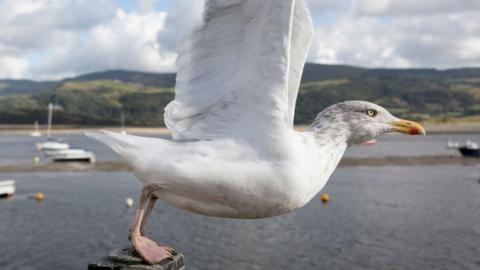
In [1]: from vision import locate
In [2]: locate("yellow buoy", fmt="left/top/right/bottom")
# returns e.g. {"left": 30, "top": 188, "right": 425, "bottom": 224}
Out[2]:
{"left": 34, "top": 192, "right": 45, "bottom": 202}
{"left": 320, "top": 193, "right": 330, "bottom": 203}
{"left": 33, "top": 156, "right": 40, "bottom": 163}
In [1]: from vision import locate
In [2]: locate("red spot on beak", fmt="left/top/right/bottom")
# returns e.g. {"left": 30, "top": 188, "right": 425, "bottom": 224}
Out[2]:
{"left": 409, "top": 128, "right": 419, "bottom": 135}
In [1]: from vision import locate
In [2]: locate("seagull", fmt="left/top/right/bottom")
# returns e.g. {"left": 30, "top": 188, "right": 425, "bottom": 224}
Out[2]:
{"left": 87, "top": 0, "right": 425, "bottom": 265}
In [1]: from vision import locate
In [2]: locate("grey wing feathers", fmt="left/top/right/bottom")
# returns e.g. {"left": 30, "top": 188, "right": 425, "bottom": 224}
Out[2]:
{"left": 164, "top": 0, "right": 313, "bottom": 141}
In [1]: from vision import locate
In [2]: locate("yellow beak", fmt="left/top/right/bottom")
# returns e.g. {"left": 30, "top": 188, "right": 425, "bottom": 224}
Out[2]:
{"left": 390, "top": 119, "right": 426, "bottom": 135}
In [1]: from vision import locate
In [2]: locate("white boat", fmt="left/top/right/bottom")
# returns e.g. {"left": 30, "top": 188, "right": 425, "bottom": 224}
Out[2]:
{"left": 50, "top": 149, "right": 96, "bottom": 163}
{"left": 37, "top": 138, "right": 70, "bottom": 152}
{"left": 446, "top": 139, "right": 480, "bottom": 157}
{"left": 35, "top": 103, "right": 95, "bottom": 162}
{"left": 29, "top": 121, "right": 42, "bottom": 137}
{"left": 36, "top": 103, "right": 70, "bottom": 151}
{"left": 0, "top": 180, "right": 15, "bottom": 197}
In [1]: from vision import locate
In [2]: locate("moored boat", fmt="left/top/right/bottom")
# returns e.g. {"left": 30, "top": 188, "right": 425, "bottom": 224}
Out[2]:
{"left": 36, "top": 103, "right": 70, "bottom": 151}
{"left": 458, "top": 147, "right": 480, "bottom": 157}
{"left": 50, "top": 149, "right": 96, "bottom": 163}
{"left": 457, "top": 141, "right": 479, "bottom": 158}
{"left": 37, "top": 138, "right": 70, "bottom": 152}
{"left": 0, "top": 180, "right": 15, "bottom": 198}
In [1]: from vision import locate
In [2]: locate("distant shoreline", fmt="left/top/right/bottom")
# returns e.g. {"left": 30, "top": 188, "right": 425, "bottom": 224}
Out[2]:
{"left": 0, "top": 122, "right": 479, "bottom": 135}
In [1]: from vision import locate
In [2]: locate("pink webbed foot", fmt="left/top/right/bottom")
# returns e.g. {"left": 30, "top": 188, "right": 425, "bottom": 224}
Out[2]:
{"left": 129, "top": 184, "right": 172, "bottom": 265}
{"left": 132, "top": 235, "right": 174, "bottom": 265}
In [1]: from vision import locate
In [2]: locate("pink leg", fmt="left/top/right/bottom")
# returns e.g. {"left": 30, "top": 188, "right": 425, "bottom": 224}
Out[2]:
{"left": 128, "top": 192, "right": 156, "bottom": 239}
{"left": 140, "top": 194, "right": 157, "bottom": 236}
{"left": 129, "top": 184, "right": 173, "bottom": 265}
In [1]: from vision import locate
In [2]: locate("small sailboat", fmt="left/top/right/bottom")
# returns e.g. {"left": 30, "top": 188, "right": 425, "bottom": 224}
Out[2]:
{"left": 40, "top": 139, "right": 71, "bottom": 154}
{"left": 36, "top": 139, "right": 69, "bottom": 151}
{"left": 29, "top": 121, "right": 42, "bottom": 137}
{"left": 0, "top": 180, "right": 15, "bottom": 198}
{"left": 36, "top": 103, "right": 70, "bottom": 151}
{"left": 34, "top": 103, "right": 96, "bottom": 163}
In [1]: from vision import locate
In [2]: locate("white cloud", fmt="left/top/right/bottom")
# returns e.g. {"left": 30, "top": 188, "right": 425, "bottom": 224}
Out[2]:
{"left": 156, "top": 0, "right": 203, "bottom": 52}
{"left": 459, "top": 38, "right": 480, "bottom": 60}
{"left": 136, "top": 0, "right": 158, "bottom": 14}
{"left": 0, "top": 0, "right": 204, "bottom": 80}
{"left": 0, "top": 0, "right": 117, "bottom": 50}
{"left": 34, "top": 9, "right": 173, "bottom": 79}
{"left": 308, "top": 4, "right": 480, "bottom": 68}
{"left": 0, "top": 0, "right": 479, "bottom": 80}
{"left": 0, "top": 56, "right": 28, "bottom": 79}
{"left": 0, "top": 0, "right": 176, "bottom": 80}
{"left": 0, "top": 0, "right": 120, "bottom": 79}
{"left": 354, "top": 0, "right": 480, "bottom": 16}
{"left": 306, "top": 0, "right": 349, "bottom": 14}
{"left": 309, "top": 16, "right": 410, "bottom": 67}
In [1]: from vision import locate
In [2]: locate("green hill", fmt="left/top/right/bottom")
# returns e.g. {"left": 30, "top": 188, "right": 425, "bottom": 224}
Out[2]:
{"left": 71, "top": 70, "right": 176, "bottom": 88}
{"left": 1, "top": 64, "right": 479, "bottom": 126}
{"left": 0, "top": 79, "right": 58, "bottom": 96}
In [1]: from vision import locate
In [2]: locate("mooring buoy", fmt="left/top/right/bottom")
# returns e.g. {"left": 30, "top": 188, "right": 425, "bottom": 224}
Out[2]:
{"left": 320, "top": 193, "right": 330, "bottom": 203}
{"left": 125, "top": 197, "right": 134, "bottom": 208}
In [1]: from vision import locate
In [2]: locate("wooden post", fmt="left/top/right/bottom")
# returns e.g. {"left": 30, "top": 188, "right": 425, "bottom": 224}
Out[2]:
{"left": 88, "top": 246, "right": 185, "bottom": 270}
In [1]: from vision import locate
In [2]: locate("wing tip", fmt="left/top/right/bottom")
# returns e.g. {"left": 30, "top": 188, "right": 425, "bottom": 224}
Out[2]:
{"left": 84, "top": 129, "right": 110, "bottom": 140}
{"left": 84, "top": 129, "right": 133, "bottom": 149}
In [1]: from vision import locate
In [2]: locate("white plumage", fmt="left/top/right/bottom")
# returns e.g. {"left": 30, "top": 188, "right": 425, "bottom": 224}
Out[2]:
{"left": 86, "top": 0, "right": 425, "bottom": 264}
{"left": 89, "top": 126, "right": 341, "bottom": 218}
{"left": 89, "top": 0, "right": 324, "bottom": 218}
{"left": 164, "top": 0, "right": 313, "bottom": 141}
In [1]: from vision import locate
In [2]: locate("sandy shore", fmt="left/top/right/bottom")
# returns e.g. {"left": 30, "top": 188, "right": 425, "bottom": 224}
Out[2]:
{"left": 0, "top": 155, "right": 478, "bottom": 173}
{"left": 1, "top": 122, "right": 479, "bottom": 135}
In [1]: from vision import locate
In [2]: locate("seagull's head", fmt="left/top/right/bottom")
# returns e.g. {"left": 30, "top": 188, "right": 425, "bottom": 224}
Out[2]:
{"left": 312, "top": 100, "right": 426, "bottom": 145}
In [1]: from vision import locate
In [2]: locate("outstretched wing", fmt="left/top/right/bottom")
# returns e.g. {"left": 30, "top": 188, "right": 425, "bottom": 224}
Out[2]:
{"left": 164, "top": 0, "right": 313, "bottom": 141}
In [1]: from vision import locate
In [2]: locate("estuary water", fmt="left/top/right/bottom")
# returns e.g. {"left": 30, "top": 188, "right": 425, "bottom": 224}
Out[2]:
{"left": 1, "top": 132, "right": 479, "bottom": 165}
{"left": 0, "top": 133, "right": 480, "bottom": 270}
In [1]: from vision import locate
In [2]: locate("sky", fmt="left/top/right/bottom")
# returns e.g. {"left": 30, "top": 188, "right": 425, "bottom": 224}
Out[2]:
{"left": 0, "top": 0, "right": 479, "bottom": 80}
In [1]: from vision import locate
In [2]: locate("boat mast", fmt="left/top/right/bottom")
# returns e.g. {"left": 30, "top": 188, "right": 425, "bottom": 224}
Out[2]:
{"left": 121, "top": 112, "right": 127, "bottom": 134}
{"left": 47, "top": 103, "right": 53, "bottom": 138}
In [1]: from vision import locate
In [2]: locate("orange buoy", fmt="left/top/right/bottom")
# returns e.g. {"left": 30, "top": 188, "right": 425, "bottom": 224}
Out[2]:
{"left": 320, "top": 193, "right": 330, "bottom": 203}
{"left": 34, "top": 192, "right": 45, "bottom": 202}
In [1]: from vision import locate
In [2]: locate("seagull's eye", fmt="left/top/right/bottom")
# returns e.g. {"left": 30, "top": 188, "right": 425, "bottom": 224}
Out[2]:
{"left": 365, "top": 109, "right": 377, "bottom": 117}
